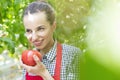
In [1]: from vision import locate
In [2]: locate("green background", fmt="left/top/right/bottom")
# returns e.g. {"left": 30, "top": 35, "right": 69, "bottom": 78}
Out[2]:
{"left": 0, "top": 0, "right": 120, "bottom": 80}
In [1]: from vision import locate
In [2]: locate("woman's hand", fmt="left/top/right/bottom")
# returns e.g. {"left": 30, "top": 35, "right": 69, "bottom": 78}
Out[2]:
{"left": 20, "top": 55, "right": 54, "bottom": 80}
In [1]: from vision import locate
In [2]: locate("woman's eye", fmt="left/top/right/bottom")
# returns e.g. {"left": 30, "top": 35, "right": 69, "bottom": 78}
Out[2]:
{"left": 37, "top": 27, "right": 45, "bottom": 31}
{"left": 26, "top": 29, "right": 32, "bottom": 33}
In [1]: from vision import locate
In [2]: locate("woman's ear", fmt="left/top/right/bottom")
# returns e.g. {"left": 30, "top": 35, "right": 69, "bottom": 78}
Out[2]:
{"left": 52, "top": 21, "right": 56, "bottom": 32}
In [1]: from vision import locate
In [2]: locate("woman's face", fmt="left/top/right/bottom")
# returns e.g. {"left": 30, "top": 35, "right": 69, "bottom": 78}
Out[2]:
{"left": 23, "top": 12, "right": 56, "bottom": 50}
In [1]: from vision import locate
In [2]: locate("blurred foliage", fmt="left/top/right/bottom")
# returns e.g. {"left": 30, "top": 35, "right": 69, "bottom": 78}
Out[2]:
{"left": 0, "top": 0, "right": 33, "bottom": 54}
{"left": 80, "top": 52, "right": 120, "bottom": 80}
{"left": 80, "top": 0, "right": 120, "bottom": 80}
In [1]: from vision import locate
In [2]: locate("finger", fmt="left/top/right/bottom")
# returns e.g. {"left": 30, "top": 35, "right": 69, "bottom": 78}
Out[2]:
{"left": 19, "top": 58, "right": 32, "bottom": 70}
{"left": 33, "top": 55, "right": 41, "bottom": 65}
{"left": 21, "top": 62, "right": 33, "bottom": 72}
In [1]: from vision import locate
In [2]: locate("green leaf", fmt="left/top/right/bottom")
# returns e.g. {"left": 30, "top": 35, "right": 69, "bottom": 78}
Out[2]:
{"left": 0, "top": 37, "right": 15, "bottom": 53}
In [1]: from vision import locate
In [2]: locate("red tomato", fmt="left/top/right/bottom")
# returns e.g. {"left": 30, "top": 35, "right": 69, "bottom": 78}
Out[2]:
{"left": 21, "top": 50, "right": 42, "bottom": 66}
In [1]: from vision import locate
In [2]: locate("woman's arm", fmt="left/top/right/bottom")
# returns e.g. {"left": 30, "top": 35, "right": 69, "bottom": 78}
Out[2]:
{"left": 20, "top": 55, "right": 54, "bottom": 80}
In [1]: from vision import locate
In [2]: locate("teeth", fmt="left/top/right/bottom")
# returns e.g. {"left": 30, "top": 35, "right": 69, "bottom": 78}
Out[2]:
{"left": 34, "top": 42, "right": 41, "bottom": 44}
{"left": 34, "top": 42, "right": 39, "bottom": 43}
{"left": 33, "top": 41, "right": 42, "bottom": 46}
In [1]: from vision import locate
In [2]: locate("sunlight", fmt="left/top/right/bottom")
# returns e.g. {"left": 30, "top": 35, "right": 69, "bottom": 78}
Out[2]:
{"left": 86, "top": 0, "right": 120, "bottom": 75}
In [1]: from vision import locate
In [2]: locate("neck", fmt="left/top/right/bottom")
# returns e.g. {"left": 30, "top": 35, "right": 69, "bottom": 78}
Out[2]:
{"left": 40, "top": 39, "right": 55, "bottom": 55}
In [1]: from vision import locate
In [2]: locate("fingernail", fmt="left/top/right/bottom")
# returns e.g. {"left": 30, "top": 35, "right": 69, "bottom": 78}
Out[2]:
{"left": 33, "top": 55, "right": 38, "bottom": 60}
{"left": 33, "top": 55, "right": 36, "bottom": 58}
{"left": 33, "top": 55, "right": 37, "bottom": 58}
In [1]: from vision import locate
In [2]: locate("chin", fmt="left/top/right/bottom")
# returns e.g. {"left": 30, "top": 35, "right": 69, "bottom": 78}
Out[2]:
{"left": 35, "top": 45, "right": 44, "bottom": 50}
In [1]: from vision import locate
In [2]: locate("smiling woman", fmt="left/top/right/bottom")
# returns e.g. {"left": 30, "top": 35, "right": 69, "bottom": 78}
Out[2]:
{"left": 23, "top": 12, "right": 55, "bottom": 51}
{"left": 20, "top": 0, "right": 82, "bottom": 80}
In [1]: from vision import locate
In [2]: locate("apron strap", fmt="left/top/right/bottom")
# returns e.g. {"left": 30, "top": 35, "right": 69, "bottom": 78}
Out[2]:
{"left": 53, "top": 43, "right": 62, "bottom": 80}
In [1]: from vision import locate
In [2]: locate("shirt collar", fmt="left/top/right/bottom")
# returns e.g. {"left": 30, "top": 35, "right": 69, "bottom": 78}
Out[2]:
{"left": 44, "top": 41, "right": 57, "bottom": 62}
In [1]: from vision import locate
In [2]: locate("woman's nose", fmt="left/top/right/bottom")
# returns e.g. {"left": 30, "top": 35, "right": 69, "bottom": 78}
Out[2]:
{"left": 31, "top": 31, "right": 38, "bottom": 42}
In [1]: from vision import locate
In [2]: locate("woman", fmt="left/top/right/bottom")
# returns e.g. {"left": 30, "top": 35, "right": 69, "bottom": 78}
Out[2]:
{"left": 21, "top": 1, "right": 81, "bottom": 80}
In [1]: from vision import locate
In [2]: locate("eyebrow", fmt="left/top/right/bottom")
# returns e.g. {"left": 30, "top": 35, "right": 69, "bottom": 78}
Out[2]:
{"left": 36, "top": 25, "right": 44, "bottom": 29}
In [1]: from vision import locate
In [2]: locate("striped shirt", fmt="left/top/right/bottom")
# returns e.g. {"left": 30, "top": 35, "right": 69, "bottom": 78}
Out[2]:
{"left": 22, "top": 41, "right": 81, "bottom": 80}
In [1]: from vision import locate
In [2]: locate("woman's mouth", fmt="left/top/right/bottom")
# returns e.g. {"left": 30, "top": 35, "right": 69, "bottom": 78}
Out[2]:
{"left": 33, "top": 41, "right": 43, "bottom": 47}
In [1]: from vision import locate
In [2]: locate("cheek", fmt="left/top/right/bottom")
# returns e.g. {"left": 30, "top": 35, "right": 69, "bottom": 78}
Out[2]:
{"left": 40, "top": 32, "right": 50, "bottom": 38}
{"left": 26, "top": 34, "right": 32, "bottom": 42}
{"left": 40, "top": 30, "right": 53, "bottom": 39}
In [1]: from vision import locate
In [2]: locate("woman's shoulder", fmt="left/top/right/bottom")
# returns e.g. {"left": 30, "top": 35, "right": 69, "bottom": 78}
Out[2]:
{"left": 61, "top": 43, "right": 82, "bottom": 54}
{"left": 61, "top": 43, "right": 82, "bottom": 64}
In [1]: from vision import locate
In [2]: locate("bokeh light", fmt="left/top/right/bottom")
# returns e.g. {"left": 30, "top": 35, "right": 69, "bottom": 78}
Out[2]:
{"left": 86, "top": 0, "right": 120, "bottom": 75}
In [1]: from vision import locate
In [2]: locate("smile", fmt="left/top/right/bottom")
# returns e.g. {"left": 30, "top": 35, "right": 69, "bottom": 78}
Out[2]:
{"left": 33, "top": 40, "right": 43, "bottom": 46}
